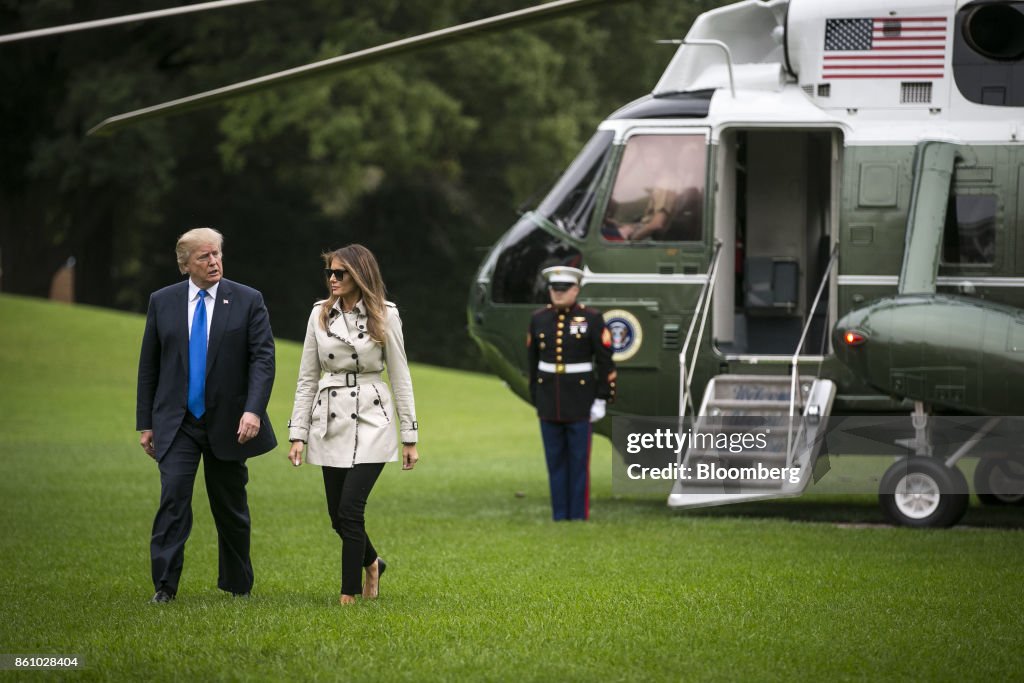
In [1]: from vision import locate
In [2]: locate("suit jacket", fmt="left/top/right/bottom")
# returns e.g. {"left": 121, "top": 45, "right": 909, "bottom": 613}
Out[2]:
{"left": 136, "top": 278, "right": 277, "bottom": 461}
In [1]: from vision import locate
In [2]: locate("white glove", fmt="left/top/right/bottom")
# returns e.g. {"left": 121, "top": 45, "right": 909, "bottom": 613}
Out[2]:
{"left": 590, "top": 398, "right": 607, "bottom": 423}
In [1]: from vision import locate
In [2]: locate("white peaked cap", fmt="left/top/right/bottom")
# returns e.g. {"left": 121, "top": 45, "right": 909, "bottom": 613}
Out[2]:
{"left": 541, "top": 266, "right": 584, "bottom": 285}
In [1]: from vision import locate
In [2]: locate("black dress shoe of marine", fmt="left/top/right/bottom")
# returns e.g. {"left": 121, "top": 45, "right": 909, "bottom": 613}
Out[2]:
{"left": 150, "top": 589, "right": 175, "bottom": 604}
{"left": 231, "top": 591, "right": 251, "bottom": 598}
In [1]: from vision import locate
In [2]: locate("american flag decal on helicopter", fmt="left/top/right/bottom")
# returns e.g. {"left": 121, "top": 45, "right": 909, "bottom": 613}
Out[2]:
{"left": 822, "top": 16, "right": 947, "bottom": 79}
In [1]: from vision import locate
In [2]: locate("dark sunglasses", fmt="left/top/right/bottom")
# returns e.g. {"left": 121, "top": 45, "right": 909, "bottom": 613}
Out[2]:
{"left": 548, "top": 283, "right": 573, "bottom": 292}
{"left": 323, "top": 268, "right": 348, "bottom": 280}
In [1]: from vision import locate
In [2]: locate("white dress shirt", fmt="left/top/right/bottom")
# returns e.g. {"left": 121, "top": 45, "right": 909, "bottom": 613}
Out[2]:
{"left": 187, "top": 279, "right": 219, "bottom": 344}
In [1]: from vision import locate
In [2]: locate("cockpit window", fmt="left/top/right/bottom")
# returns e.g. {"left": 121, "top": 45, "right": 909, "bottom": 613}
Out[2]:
{"left": 601, "top": 134, "right": 706, "bottom": 242}
{"left": 491, "top": 217, "right": 582, "bottom": 304}
{"left": 536, "top": 130, "right": 614, "bottom": 238}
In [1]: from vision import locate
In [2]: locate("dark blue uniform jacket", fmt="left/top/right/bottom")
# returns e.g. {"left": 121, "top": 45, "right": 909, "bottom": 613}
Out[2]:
{"left": 527, "top": 303, "right": 616, "bottom": 422}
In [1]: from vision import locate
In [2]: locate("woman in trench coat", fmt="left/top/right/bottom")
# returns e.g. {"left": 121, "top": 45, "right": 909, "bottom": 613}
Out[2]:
{"left": 287, "top": 244, "right": 419, "bottom": 604}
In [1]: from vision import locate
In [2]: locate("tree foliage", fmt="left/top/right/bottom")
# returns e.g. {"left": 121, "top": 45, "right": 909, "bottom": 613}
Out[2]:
{"left": 0, "top": 0, "right": 726, "bottom": 368}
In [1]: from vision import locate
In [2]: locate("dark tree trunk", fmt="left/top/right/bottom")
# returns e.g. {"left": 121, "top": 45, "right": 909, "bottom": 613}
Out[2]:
{"left": 73, "top": 220, "right": 115, "bottom": 306}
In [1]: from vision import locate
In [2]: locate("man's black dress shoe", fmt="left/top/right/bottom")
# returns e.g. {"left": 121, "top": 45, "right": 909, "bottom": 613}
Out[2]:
{"left": 231, "top": 591, "right": 251, "bottom": 598}
{"left": 150, "top": 589, "right": 175, "bottom": 604}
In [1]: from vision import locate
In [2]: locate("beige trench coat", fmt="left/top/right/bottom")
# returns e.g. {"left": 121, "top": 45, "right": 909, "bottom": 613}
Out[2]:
{"left": 288, "top": 300, "right": 418, "bottom": 467}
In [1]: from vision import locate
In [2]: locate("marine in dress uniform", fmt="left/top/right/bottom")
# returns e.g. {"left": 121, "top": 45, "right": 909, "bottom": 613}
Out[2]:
{"left": 527, "top": 266, "right": 616, "bottom": 520}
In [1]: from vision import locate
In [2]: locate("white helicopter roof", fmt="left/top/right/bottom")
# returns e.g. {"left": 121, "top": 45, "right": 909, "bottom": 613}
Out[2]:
{"left": 646, "top": 0, "right": 1022, "bottom": 145}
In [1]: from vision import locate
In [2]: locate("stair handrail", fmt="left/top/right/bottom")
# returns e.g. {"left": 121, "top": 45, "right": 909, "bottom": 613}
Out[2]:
{"left": 789, "top": 244, "right": 839, "bottom": 419}
{"left": 679, "top": 240, "right": 724, "bottom": 418}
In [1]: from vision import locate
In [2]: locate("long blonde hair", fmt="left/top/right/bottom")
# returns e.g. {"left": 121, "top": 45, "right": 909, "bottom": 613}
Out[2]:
{"left": 319, "top": 244, "right": 388, "bottom": 343}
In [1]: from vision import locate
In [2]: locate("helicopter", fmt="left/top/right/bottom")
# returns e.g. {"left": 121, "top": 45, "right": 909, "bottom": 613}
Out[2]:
{"left": 88, "top": 0, "right": 1024, "bottom": 527}
{"left": 466, "top": 0, "right": 1024, "bottom": 528}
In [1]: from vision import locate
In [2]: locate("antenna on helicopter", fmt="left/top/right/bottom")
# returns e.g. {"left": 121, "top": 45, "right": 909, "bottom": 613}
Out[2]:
{"left": 0, "top": 0, "right": 265, "bottom": 46}
{"left": 656, "top": 38, "right": 737, "bottom": 97}
{"left": 87, "top": 0, "right": 631, "bottom": 137}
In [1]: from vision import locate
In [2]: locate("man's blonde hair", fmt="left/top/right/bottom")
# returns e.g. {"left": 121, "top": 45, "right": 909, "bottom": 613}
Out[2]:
{"left": 175, "top": 227, "right": 224, "bottom": 274}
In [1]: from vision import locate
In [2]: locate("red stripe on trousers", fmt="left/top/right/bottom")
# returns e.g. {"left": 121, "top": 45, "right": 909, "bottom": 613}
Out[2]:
{"left": 585, "top": 423, "right": 593, "bottom": 520}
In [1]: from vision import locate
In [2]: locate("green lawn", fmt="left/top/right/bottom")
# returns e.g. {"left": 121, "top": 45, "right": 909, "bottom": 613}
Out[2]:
{"left": 1, "top": 293, "right": 1022, "bottom": 681}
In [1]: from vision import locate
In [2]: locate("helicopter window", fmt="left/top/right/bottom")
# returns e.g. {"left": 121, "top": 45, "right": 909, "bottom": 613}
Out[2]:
{"left": 536, "top": 130, "right": 614, "bottom": 239}
{"left": 601, "top": 134, "right": 705, "bottom": 242}
{"left": 942, "top": 194, "right": 997, "bottom": 265}
{"left": 491, "top": 216, "right": 582, "bottom": 304}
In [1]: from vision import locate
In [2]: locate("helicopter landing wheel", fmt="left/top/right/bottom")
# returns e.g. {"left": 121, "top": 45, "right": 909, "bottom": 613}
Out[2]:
{"left": 974, "top": 458, "right": 1024, "bottom": 506}
{"left": 879, "top": 456, "right": 969, "bottom": 528}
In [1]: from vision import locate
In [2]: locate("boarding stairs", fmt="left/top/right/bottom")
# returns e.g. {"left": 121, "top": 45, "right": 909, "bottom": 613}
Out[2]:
{"left": 666, "top": 243, "right": 838, "bottom": 509}
{"left": 667, "top": 375, "right": 835, "bottom": 508}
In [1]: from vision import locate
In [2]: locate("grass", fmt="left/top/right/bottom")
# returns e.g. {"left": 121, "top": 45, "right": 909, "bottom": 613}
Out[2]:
{"left": 1, "top": 292, "right": 1022, "bottom": 681}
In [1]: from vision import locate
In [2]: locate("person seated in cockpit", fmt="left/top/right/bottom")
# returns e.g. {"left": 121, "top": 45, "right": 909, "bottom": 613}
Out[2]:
{"left": 627, "top": 185, "right": 677, "bottom": 240}
{"left": 602, "top": 185, "right": 676, "bottom": 241}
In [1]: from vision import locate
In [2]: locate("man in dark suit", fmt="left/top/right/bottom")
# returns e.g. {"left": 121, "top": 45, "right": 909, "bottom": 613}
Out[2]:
{"left": 137, "top": 227, "right": 277, "bottom": 603}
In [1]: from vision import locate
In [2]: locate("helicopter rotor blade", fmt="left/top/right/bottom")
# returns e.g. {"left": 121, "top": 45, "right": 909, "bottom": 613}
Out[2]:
{"left": 0, "top": 0, "right": 266, "bottom": 46}
{"left": 88, "top": 0, "right": 630, "bottom": 137}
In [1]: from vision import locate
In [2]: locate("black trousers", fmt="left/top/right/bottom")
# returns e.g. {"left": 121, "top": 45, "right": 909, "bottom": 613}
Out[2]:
{"left": 151, "top": 414, "right": 253, "bottom": 595}
{"left": 322, "top": 463, "right": 385, "bottom": 596}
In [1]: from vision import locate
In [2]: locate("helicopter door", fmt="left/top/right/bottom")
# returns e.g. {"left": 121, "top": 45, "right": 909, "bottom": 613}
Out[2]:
{"left": 713, "top": 128, "right": 839, "bottom": 358}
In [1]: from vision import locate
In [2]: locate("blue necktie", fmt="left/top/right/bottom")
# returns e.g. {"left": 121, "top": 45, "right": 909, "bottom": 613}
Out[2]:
{"left": 188, "top": 290, "right": 208, "bottom": 418}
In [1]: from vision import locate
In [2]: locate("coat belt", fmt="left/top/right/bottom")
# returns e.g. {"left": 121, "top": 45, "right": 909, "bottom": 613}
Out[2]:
{"left": 318, "top": 371, "right": 383, "bottom": 390}
{"left": 537, "top": 361, "right": 593, "bottom": 374}
{"left": 314, "top": 371, "right": 385, "bottom": 438}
